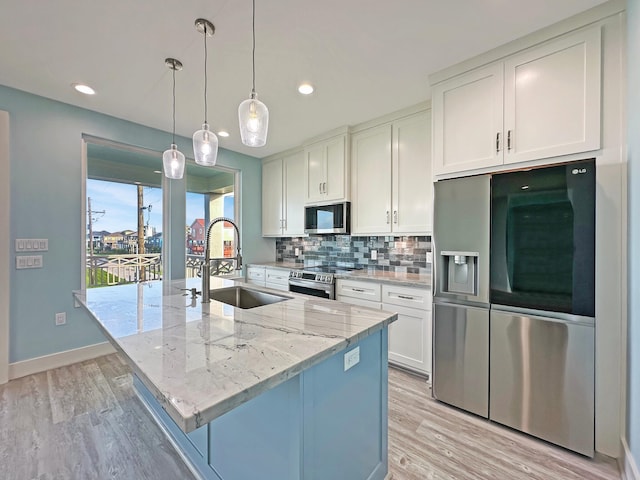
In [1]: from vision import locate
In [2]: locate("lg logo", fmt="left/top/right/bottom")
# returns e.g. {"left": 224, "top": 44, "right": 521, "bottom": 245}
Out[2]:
{"left": 572, "top": 168, "right": 588, "bottom": 175}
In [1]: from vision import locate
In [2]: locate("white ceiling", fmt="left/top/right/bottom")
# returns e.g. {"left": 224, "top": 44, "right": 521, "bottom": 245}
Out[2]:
{"left": 0, "top": 0, "right": 608, "bottom": 159}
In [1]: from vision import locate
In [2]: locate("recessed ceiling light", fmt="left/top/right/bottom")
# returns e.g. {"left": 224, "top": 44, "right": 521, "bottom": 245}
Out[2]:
{"left": 153, "top": 170, "right": 162, "bottom": 174}
{"left": 298, "top": 83, "right": 314, "bottom": 95}
{"left": 218, "top": 130, "right": 230, "bottom": 137}
{"left": 72, "top": 83, "right": 96, "bottom": 95}
{"left": 134, "top": 181, "right": 141, "bottom": 185}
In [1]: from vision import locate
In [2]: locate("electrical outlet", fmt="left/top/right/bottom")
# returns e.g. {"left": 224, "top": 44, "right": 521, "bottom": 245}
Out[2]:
{"left": 371, "top": 250, "right": 378, "bottom": 260}
{"left": 344, "top": 347, "right": 360, "bottom": 371}
{"left": 426, "top": 252, "right": 433, "bottom": 263}
{"left": 55, "top": 312, "right": 66, "bottom": 326}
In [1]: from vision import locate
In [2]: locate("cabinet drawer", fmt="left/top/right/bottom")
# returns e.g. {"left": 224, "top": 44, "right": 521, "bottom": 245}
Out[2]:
{"left": 382, "top": 284, "right": 431, "bottom": 311}
{"left": 265, "top": 268, "right": 290, "bottom": 286}
{"left": 247, "top": 266, "right": 266, "bottom": 281}
{"left": 336, "top": 279, "right": 381, "bottom": 302}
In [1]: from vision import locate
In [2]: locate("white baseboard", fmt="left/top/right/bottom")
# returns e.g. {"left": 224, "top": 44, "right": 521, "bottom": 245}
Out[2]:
{"left": 8, "top": 342, "right": 116, "bottom": 380}
{"left": 621, "top": 437, "right": 640, "bottom": 480}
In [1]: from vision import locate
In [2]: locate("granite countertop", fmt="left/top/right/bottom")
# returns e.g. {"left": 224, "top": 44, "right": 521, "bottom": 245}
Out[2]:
{"left": 335, "top": 269, "right": 431, "bottom": 289}
{"left": 247, "top": 262, "right": 431, "bottom": 288}
{"left": 247, "top": 261, "right": 304, "bottom": 270}
{"left": 74, "top": 277, "right": 396, "bottom": 433}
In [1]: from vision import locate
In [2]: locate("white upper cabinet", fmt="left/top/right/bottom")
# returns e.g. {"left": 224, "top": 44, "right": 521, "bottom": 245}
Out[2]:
{"left": 262, "top": 157, "right": 284, "bottom": 236}
{"left": 351, "top": 124, "right": 392, "bottom": 234}
{"left": 262, "top": 151, "right": 306, "bottom": 237}
{"left": 304, "top": 134, "right": 349, "bottom": 204}
{"left": 432, "top": 64, "right": 504, "bottom": 175}
{"left": 432, "top": 25, "right": 601, "bottom": 176}
{"left": 352, "top": 110, "right": 432, "bottom": 235}
{"left": 392, "top": 112, "right": 432, "bottom": 234}
{"left": 503, "top": 27, "right": 601, "bottom": 164}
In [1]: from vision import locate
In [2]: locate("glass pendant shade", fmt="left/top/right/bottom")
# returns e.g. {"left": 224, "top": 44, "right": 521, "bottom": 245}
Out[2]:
{"left": 193, "top": 123, "right": 219, "bottom": 166}
{"left": 162, "top": 143, "right": 185, "bottom": 179}
{"left": 238, "top": 93, "right": 269, "bottom": 147}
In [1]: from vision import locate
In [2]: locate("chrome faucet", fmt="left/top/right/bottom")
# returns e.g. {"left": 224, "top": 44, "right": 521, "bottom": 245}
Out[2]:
{"left": 201, "top": 217, "right": 242, "bottom": 303}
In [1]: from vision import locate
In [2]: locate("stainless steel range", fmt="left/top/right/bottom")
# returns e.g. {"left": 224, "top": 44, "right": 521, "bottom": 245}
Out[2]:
{"left": 288, "top": 266, "right": 360, "bottom": 299}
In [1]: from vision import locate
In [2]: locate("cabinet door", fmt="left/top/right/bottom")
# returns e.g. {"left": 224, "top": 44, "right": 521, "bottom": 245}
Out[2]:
{"left": 432, "top": 63, "right": 504, "bottom": 176}
{"left": 283, "top": 151, "right": 306, "bottom": 236}
{"left": 387, "top": 303, "right": 431, "bottom": 375}
{"left": 351, "top": 124, "right": 392, "bottom": 234}
{"left": 503, "top": 27, "right": 601, "bottom": 164}
{"left": 324, "top": 135, "right": 348, "bottom": 202}
{"left": 262, "top": 158, "right": 283, "bottom": 236}
{"left": 392, "top": 111, "right": 432, "bottom": 233}
{"left": 336, "top": 295, "right": 381, "bottom": 310}
{"left": 305, "top": 143, "right": 326, "bottom": 203}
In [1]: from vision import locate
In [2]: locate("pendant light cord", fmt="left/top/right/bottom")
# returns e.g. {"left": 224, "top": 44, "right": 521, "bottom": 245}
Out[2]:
{"left": 251, "top": 0, "right": 256, "bottom": 95}
{"left": 204, "top": 24, "right": 208, "bottom": 123}
{"left": 172, "top": 66, "right": 176, "bottom": 145}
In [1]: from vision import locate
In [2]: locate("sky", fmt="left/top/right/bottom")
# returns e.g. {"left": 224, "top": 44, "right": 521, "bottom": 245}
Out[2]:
{"left": 86, "top": 179, "right": 230, "bottom": 234}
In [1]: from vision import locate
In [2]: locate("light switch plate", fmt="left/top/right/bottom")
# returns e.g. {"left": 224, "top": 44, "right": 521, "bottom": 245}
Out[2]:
{"left": 16, "top": 255, "right": 43, "bottom": 269}
{"left": 371, "top": 250, "right": 378, "bottom": 260}
{"left": 426, "top": 252, "right": 433, "bottom": 263}
{"left": 344, "top": 347, "right": 360, "bottom": 371}
{"left": 15, "top": 238, "right": 48, "bottom": 252}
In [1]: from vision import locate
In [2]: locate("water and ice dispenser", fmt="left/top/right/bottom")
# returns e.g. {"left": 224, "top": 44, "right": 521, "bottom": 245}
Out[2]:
{"left": 440, "top": 251, "right": 479, "bottom": 296}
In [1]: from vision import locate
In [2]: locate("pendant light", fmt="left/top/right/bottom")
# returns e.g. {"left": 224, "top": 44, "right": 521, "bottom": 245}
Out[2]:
{"left": 162, "top": 58, "right": 186, "bottom": 179}
{"left": 238, "top": 0, "right": 269, "bottom": 147}
{"left": 193, "top": 18, "right": 219, "bottom": 166}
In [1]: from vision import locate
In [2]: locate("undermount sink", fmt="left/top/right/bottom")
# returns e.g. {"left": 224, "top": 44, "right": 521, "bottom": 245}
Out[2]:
{"left": 208, "top": 286, "right": 292, "bottom": 309}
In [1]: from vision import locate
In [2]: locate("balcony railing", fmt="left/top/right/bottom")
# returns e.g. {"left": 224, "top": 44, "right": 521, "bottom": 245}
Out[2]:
{"left": 87, "top": 253, "right": 238, "bottom": 287}
{"left": 86, "top": 253, "right": 162, "bottom": 287}
{"left": 186, "top": 254, "right": 237, "bottom": 279}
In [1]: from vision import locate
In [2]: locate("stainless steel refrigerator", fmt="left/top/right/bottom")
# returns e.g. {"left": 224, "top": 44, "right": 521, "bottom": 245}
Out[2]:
{"left": 432, "top": 159, "right": 596, "bottom": 457}
{"left": 432, "top": 174, "right": 491, "bottom": 418}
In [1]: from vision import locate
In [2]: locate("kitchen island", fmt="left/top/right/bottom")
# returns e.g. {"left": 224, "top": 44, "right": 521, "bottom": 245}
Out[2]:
{"left": 74, "top": 277, "right": 396, "bottom": 480}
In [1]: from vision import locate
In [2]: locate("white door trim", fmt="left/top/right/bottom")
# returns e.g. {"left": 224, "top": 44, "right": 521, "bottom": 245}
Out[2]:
{"left": 0, "top": 110, "right": 10, "bottom": 384}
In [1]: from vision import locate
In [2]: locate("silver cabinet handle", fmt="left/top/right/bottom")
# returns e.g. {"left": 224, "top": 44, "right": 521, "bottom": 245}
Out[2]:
{"left": 319, "top": 182, "right": 322, "bottom": 194}
{"left": 323, "top": 182, "right": 327, "bottom": 193}
{"left": 507, "top": 130, "right": 512, "bottom": 151}
{"left": 496, "top": 132, "right": 501, "bottom": 153}
{"left": 386, "top": 210, "right": 390, "bottom": 224}
{"left": 398, "top": 295, "right": 414, "bottom": 300}
{"left": 283, "top": 218, "right": 287, "bottom": 230}
{"left": 393, "top": 210, "right": 398, "bottom": 224}
{"left": 352, "top": 288, "right": 365, "bottom": 292}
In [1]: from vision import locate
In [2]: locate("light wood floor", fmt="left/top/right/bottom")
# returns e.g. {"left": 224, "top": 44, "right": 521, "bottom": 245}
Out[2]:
{"left": 0, "top": 354, "right": 620, "bottom": 480}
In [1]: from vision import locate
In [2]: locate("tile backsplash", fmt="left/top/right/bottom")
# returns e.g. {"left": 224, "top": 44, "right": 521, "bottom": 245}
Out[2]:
{"left": 276, "top": 235, "right": 432, "bottom": 274}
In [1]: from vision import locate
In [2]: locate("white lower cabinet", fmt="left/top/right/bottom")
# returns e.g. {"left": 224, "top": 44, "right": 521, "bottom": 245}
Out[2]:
{"left": 246, "top": 266, "right": 266, "bottom": 287}
{"left": 382, "top": 284, "right": 432, "bottom": 377}
{"left": 336, "top": 279, "right": 431, "bottom": 377}
{"left": 265, "top": 268, "right": 290, "bottom": 292}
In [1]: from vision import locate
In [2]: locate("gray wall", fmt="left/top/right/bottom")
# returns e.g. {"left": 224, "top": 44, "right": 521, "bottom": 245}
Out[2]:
{"left": 628, "top": 0, "right": 640, "bottom": 467}
{"left": 0, "top": 84, "right": 273, "bottom": 363}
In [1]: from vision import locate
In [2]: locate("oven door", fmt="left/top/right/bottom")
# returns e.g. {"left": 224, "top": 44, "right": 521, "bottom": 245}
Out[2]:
{"left": 288, "top": 278, "right": 334, "bottom": 299}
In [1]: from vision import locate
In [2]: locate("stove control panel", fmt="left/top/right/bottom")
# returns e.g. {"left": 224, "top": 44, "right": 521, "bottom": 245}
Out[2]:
{"left": 289, "top": 270, "right": 334, "bottom": 284}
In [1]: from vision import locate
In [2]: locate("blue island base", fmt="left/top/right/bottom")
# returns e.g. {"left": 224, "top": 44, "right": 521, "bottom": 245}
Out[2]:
{"left": 135, "top": 328, "right": 389, "bottom": 480}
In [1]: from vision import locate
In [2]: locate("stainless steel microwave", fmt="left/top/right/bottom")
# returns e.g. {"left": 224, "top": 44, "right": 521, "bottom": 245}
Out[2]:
{"left": 304, "top": 202, "right": 350, "bottom": 234}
